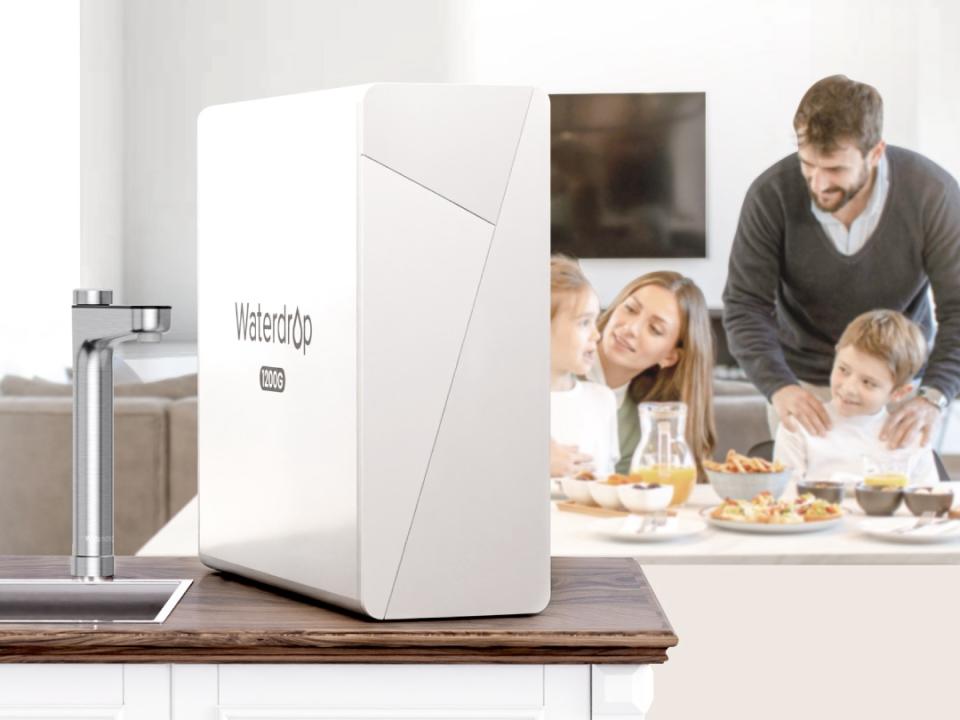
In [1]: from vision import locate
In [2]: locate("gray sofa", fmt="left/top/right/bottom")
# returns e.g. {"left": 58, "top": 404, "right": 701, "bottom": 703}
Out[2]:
{"left": 0, "top": 372, "right": 771, "bottom": 555}
{"left": 0, "top": 373, "right": 197, "bottom": 555}
{"left": 712, "top": 379, "right": 771, "bottom": 458}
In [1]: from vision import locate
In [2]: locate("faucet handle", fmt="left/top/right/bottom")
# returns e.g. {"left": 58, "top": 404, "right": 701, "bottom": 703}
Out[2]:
{"left": 73, "top": 289, "right": 113, "bottom": 306}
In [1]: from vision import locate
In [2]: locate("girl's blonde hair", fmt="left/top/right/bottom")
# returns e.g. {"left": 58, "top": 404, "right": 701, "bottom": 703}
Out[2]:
{"left": 597, "top": 271, "right": 717, "bottom": 471}
{"left": 550, "top": 254, "right": 592, "bottom": 319}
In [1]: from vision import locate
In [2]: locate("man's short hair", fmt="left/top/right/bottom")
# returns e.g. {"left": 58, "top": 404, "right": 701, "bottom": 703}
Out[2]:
{"left": 794, "top": 75, "right": 883, "bottom": 155}
{"left": 836, "top": 310, "right": 927, "bottom": 387}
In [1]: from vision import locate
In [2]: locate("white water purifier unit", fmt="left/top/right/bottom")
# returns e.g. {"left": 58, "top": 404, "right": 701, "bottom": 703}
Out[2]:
{"left": 197, "top": 84, "right": 550, "bottom": 619}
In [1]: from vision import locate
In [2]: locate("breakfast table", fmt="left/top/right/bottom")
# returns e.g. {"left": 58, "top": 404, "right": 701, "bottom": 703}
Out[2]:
{"left": 552, "top": 482, "right": 960, "bottom": 564}
{"left": 140, "top": 482, "right": 960, "bottom": 564}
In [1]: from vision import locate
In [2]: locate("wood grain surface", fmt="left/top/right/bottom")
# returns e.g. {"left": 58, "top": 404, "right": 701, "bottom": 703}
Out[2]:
{"left": 0, "top": 556, "right": 676, "bottom": 664}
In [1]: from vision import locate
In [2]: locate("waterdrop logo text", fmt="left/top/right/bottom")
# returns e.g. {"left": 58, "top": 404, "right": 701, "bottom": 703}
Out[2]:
{"left": 234, "top": 302, "right": 313, "bottom": 355}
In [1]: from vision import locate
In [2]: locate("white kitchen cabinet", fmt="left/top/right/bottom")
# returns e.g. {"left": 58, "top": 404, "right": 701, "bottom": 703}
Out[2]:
{"left": 0, "top": 665, "right": 168, "bottom": 719}
{"left": 0, "top": 664, "right": 655, "bottom": 720}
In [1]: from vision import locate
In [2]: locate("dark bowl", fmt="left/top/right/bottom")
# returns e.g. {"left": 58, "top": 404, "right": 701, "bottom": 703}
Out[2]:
{"left": 797, "top": 481, "right": 845, "bottom": 504}
{"left": 855, "top": 484, "right": 903, "bottom": 516}
{"left": 903, "top": 486, "right": 954, "bottom": 517}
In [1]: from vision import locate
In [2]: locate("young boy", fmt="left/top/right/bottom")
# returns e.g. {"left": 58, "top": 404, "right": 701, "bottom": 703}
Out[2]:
{"left": 774, "top": 309, "right": 938, "bottom": 485}
{"left": 550, "top": 255, "right": 619, "bottom": 479}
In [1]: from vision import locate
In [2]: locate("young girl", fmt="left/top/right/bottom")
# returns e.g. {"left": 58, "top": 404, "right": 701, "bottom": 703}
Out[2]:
{"left": 586, "top": 271, "right": 716, "bottom": 477}
{"left": 550, "top": 256, "right": 619, "bottom": 479}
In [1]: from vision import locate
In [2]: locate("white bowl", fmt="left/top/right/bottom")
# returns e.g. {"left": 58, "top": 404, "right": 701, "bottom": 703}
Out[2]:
{"left": 618, "top": 483, "right": 674, "bottom": 513}
{"left": 706, "top": 468, "right": 791, "bottom": 501}
{"left": 588, "top": 480, "right": 626, "bottom": 510}
{"left": 560, "top": 476, "right": 597, "bottom": 505}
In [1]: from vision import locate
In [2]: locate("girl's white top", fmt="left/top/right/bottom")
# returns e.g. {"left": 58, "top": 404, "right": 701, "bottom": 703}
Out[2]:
{"left": 550, "top": 378, "right": 619, "bottom": 478}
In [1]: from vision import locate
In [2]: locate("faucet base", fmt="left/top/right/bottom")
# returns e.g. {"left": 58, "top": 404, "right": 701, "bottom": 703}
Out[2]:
{"left": 71, "top": 555, "right": 114, "bottom": 579}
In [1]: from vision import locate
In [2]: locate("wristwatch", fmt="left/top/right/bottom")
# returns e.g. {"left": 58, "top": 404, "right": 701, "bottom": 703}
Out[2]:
{"left": 917, "top": 386, "right": 949, "bottom": 411}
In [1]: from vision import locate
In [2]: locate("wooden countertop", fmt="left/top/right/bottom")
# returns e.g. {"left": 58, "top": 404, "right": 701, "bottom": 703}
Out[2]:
{"left": 0, "top": 556, "right": 677, "bottom": 664}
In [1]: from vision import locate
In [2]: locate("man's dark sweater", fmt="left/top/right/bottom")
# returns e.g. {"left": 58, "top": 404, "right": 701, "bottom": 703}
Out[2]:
{"left": 723, "top": 146, "right": 960, "bottom": 401}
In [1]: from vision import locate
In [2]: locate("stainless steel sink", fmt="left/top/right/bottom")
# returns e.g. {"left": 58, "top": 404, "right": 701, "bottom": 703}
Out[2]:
{"left": 0, "top": 578, "right": 192, "bottom": 623}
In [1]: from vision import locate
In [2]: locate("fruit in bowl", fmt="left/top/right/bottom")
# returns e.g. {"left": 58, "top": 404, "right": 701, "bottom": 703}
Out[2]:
{"left": 903, "top": 485, "right": 954, "bottom": 517}
{"left": 560, "top": 475, "right": 597, "bottom": 505}
{"left": 588, "top": 480, "right": 626, "bottom": 510}
{"left": 704, "top": 450, "right": 791, "bottom": 501}
{"left": 618, "top": 483, "right": 674, "bottom": 513}
{"left": 796, "top": 480, "right": 845, "bottom": 504}
{"left": 629, "top": 466, "right": 697, "bottom": 505}
{"left": 854, "top": 483, "right": 903, "bottom": 516}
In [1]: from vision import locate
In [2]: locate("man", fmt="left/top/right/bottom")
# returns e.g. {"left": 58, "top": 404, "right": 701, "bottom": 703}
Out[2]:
{"left": 723, "top": 75, "right": 960, "bottom": 449}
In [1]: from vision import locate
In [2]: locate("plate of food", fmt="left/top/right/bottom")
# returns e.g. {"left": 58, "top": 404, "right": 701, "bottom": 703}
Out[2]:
{"left": 592, "top": 514, "right": 707, "bottom": 543}
{"left": 703, "top": 491, "right": 844, "bottom": 533}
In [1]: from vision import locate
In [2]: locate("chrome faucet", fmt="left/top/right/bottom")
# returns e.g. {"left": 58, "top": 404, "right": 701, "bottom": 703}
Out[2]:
{"left": 72, "top": 289, "right": 171, "bottom": 579}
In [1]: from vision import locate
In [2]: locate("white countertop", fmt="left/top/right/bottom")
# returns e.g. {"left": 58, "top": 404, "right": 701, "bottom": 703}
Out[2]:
{"left": 139, "top": 484, "right": 960, "bottom": 564}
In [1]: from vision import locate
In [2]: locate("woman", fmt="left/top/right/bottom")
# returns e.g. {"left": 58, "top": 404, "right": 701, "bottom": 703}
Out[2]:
{"left": 551, "top": 271, "right": 716, "bottom": 477}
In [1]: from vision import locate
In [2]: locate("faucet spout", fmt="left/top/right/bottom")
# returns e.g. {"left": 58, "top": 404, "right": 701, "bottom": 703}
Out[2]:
{"left": 71, "top": 289, "right": 171, "bottom": 579}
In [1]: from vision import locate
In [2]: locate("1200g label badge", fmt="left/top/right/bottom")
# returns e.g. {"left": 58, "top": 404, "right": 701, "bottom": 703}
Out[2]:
{"left": 260, "top": 366, "right": 286, "bottom": 393}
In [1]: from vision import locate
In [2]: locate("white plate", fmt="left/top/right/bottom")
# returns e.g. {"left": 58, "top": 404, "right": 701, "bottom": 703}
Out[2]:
{"left": 858, "top": 516, "right": 960, "bottom": 544}
{"left": 701, "top": 507, "right": 844, "bottom": 534}
{"left": 592, "top": 515, "right": 707, "bottom": 543}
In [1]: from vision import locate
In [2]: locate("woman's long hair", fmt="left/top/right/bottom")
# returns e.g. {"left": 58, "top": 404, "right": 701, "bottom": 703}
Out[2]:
{"left": 596, "top": 271, "right": 717, "bottom": 471}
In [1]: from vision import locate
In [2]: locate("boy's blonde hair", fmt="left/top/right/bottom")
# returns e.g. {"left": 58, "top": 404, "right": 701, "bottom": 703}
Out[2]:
{"left": 550, "top": 254, "right": 592, "bottom": 319}
{"left": 836, "top": 310, "right": 927, "bottom": 386}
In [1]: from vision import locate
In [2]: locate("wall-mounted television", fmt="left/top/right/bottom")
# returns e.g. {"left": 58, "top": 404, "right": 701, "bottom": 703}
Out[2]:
{"left": 550, "top": 92, "right": 706, "bottom": 259}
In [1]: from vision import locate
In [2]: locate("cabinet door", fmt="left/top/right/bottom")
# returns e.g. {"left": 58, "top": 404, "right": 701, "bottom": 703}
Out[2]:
{"left": 0, "top": 664, "right": 122, "bottom": 718}
{"left": 591, "top": 666, "right": 655, "bottom": 720}
{"left": 173, "top": 664, "right": 591, "bottom": 720}
{"left": 0, "top": 665, "right": 167, "bottom": 720}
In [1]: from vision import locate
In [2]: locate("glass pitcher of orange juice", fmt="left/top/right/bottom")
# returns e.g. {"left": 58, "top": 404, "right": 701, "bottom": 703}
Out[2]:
{"left": 629, "top": 402, "right": 697, "bottom": 506}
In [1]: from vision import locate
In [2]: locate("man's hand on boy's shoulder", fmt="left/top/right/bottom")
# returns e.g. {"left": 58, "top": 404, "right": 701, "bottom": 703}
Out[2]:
{"left": 772, "top": 384, "right": 832, "bottom": 437}
{"left": 880, "top": 396, "right": 941, "bottom": 449}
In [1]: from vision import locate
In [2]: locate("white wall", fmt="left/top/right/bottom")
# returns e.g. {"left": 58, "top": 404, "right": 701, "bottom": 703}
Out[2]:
{"left": 80, "top": 0, "right": 124, "bottom": 301}
{"left": 117, "top": 0, "right": 960, "bottom": 332}
{"left": 122, "top": 0, "right": 459, "bottom": 340}
{"left": 3, "top": 2, "right": 957, "bottom": 366}
{"left": 914, "top": 2, "right": 960, "bottom": 177}
{"left": 0, "top": 1, "right": 82, "bottom": 379}
{"left": 0, "top": 0, "right": 124, "bottom": 380}
{"left": 445, "top": 0, "right": 960, "bottom": 307}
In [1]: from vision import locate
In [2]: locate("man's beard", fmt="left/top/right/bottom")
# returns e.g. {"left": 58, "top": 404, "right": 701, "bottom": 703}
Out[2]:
{"left": 810, "top": 163, "right": 871, "bottom": 213}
